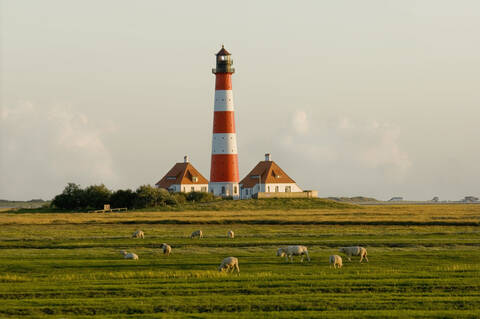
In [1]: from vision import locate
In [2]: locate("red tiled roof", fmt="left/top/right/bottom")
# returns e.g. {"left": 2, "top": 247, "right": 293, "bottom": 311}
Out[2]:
{"left": 239, "top": 161, "right": 296, "bottom": 188}
{"left": 155, "top": 162, "right": 209, "bottom": 189}
{"left": 216, "top": 45, "right": 231, "bottom": 56}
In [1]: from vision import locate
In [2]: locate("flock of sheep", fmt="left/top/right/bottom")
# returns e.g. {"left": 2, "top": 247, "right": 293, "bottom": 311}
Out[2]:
{"left": 123, "top": 229, "right": 368, "bottom": 272}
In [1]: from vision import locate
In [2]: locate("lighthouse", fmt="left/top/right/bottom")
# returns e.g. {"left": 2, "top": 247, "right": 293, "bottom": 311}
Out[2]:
{"left": 209, "top": 45, "right": 239, "bottom": 198}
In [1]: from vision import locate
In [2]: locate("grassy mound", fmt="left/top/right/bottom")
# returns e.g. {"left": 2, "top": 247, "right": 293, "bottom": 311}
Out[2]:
{"left": 6, "top": 198, "right": 356, "bottom": 214}
{"left": 146, "top": 198, "right": 357, "bottom": 211}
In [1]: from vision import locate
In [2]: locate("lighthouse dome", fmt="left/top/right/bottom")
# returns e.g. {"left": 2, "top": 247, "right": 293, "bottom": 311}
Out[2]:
{"left": 216, "top": 45, "right": 231, "bottom": 56}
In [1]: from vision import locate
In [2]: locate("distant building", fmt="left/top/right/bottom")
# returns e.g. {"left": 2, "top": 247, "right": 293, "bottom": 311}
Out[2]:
{"left": 432, "top": 196, "right": 439, "bottom": 202}
{"left": 462, "top": 196, "right": 479, "bottom": 203}
{"left": 155, "top": 156, "right": 209, "bottom": 193}
{"left": 388, "top": 197, "right": 404, "bottom": 202}
{"left": 239, "top": 154, "right": 304, "bottom": 199}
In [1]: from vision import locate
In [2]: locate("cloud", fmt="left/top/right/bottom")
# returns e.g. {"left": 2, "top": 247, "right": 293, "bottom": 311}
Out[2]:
{"left": 0, "top": 101, "right": 117, "bottom": 199}
{"left": 359, "top": 124, "right": 411, "bottom": 178}
{"left": 277, "top": 110, "right": 411, "bottom": 187}
{"left": 292, "top": 110, "right": 309, "bottom": 134}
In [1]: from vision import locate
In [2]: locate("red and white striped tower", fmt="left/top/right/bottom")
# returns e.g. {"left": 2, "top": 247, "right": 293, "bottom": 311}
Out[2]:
{"left": 210, "top": 45, "right": 239, "bottom": 198}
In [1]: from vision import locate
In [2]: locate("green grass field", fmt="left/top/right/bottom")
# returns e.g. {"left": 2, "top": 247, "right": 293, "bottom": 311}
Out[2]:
{"left": 0, "top": 204, "right": 479, "bottom": 318}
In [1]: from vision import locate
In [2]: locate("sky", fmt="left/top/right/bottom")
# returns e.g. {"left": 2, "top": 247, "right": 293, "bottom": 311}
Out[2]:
{"left": 1, "top": 0, "right": 479, "bottom": 201}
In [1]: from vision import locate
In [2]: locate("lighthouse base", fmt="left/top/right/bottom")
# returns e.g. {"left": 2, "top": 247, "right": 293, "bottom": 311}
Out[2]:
{"left": 209, "top": 182, "right": 239, "bottom": 199}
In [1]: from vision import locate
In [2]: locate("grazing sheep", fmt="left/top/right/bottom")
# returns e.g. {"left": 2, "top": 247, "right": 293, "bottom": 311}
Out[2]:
{"left": 190, "top": 230, "right": 203, "bottom": 238}
{"left": 218, "top": 257, "right": 240, "bottom": 273}
{"left": 329, "top": 255, "right": 343, "bottom": 268}
{"left": 276, "top": 245, "right": 310, "bottom": 262}
{"left": 161, "top": 243, "right": 171, "bottom": 256}
{"left": 120, "top": 250, "right": 138, "bottom": 260}
{"left": 132, "top": 230, "right": 144, "bottom": 239}
{"left": 227, "top": 230, "right": 235, "bottom": 239}
{"left": 339, "top": 246, "right": 368, "bottom": 262}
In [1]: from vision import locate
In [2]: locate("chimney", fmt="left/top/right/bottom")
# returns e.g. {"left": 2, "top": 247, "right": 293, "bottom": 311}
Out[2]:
{"left": 265, "top": 153, "right": 271, "bottom": 161}
{"left": 184, "top": 155, "right": 189, "bottom": 163}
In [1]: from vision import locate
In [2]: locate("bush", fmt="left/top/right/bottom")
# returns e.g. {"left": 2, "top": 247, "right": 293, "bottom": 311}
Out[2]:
{"left": 134, "top": 185, "right": 179, "bottom": 208}
{"left": 172, "top": 192, "right": 187, "bottom": 204}
{"left": 186, "top": 192, "right": 218, "bottom": 203}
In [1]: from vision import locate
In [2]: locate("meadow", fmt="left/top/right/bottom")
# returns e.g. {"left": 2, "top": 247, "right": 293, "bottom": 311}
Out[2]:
{"left": 0, "top": 203, "right": 479, "bottom": 318}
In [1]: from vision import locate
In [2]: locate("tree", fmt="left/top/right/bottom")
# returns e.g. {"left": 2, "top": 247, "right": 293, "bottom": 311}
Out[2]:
{"left": 135, "top": 185, "right": 160, "bottom": 208}
{"left": 51, "top": 183, "right": 84, "bottom": 210}
{"left": 111, "top": 189, "right": 136, "bottom": 209}
{"left": 83, "top": 184, "right": 112, "bottom": 209}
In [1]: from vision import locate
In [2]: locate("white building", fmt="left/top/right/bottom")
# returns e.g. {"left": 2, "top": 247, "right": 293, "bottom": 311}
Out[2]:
{"left": 239, "top": 154, "right": 303, "bottom": 199}
{"left": 155, "top": 156, "right": 209, "bottom": 193}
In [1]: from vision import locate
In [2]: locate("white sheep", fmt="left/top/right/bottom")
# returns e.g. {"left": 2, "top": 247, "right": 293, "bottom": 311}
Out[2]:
{"left": 161, "top": 243, "right": 171, "bottom": 256}
{"left": 190, "top": 230, "right": 203, "bottom": 238}
{"left": 218, "top": 257, "right": 240, "bottom": 273}
{"left": 132, "top": 230, "right": 144, "bottom": 239}
{"left": 339, "top": 246, "right": 368, "bottom": 262}
{"left": 120, "top": 250, "right": 139, "bottom": 260}
{"left": 227, "top": 230, "right": 235, "bottom": 239}
{"left": 276, "top": 245, "right": 310, "bottom": 262}
{"left": 329, "top": 255, "right": 343, "bottom": 268}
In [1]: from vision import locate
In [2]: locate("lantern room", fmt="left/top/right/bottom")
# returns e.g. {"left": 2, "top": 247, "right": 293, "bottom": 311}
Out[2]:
{"left": 213, "top": 45, "right": 235, "bottom": 74}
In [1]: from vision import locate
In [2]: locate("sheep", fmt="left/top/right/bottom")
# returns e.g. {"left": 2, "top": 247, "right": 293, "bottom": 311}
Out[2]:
{"left": 329, "top": 255, "right": 343, "bottom": 268}
{"left": 132, "top": 230, "right": 144, "bottom": 239}
{"left": 161, "top": 243, "right": 171, "bottom": 256}
{"left": 339, "top": 246, "right": 368, "bottom": 262}
{"left": 227, "top": 230, "right": 235, "bottom": 239}
{"left": 218, "top": 257, "right": 240, "bottom": 273}
{"left": 120, "top": 250, "right": 138, "bottom": 260}
{"left": 190, "top": 230, "right": 203, "bottom": 238}
{"left": 276, "top": 245, "right": 310, "bottom": 262}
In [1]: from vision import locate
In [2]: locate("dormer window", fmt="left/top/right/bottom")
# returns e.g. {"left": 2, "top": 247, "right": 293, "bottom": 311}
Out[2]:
{"left": 192, "top": 176, "right": 198, "bottom": 182}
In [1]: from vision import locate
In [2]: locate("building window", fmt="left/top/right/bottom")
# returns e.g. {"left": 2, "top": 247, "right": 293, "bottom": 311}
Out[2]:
{"left": 183, "top": 187, "right": 186, "bottom": 192}
{"left": 246, "top": 189, "right": 248, "bottom": 195}
{"left": 221, "top": 186, "right": 226, "bottom": 194}
{"left": 275, "top": 186, "right": 279, "bottom": 192}
{"left": 192, "top": 176, "right": 198, "bottom": 182}
{"left": 234, "top": 186, "right": 237, "bottom": 194}
{"left": 285, "top": 186, "right": 291, "bottom": 192}
{"left": 201, "top": 186, "right": 207, "bottom": 192}
{"left": 267, "top": 186, "right": 270, "bottom": 192}
{"left": 191, "top": 187, "right": 195, "bottom": 192}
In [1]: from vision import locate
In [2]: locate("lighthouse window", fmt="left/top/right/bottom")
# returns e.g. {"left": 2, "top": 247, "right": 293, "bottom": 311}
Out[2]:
{"left": 220, "top": 55, "right": 227, "bottom": 61}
